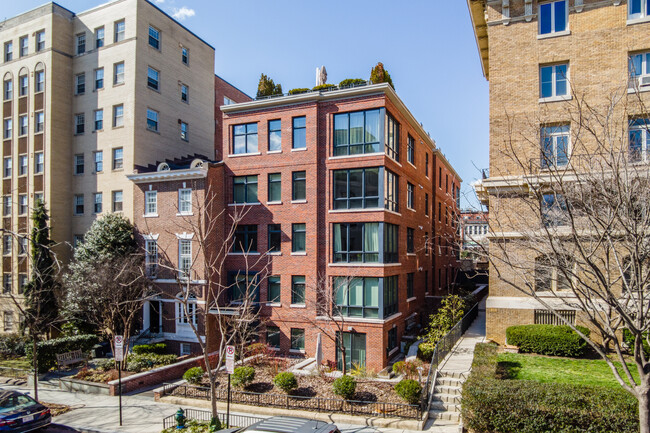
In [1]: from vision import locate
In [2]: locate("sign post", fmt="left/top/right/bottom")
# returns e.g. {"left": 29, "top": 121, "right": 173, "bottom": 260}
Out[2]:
{"left": 114, "top": 335, "right": 125, "bottom": 427}
{"left": 225, "top": 345, "right": 235, "bottom": 428}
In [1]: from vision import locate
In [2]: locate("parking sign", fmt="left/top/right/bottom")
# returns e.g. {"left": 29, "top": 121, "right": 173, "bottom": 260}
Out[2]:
{"left": 114, "top": 335, "right": 124, "bottom": 362}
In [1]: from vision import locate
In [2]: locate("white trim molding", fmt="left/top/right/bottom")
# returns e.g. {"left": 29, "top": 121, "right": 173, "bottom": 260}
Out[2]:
{"left": 175, "top": 232, "right": 194, "bottom": 240}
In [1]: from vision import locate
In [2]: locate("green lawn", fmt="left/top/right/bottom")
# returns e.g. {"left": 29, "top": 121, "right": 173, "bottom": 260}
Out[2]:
{"left": 0, "top": 357, "right": 31, "bottom": 370}
{"left": 497, "top": 352, "right": 639, "bottom": 389}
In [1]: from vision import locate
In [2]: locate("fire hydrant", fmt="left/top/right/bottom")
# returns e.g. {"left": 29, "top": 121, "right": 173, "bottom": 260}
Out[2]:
{"left": 175, "top": 408, "right": 186, "bottom": 430}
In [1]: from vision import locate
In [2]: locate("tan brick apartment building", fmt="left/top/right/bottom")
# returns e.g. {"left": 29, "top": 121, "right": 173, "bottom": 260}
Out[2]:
{"left": 0, "top": 0, "right": 219, "bottom": 332}
{"left": 130, "top": 83, "right": 462, "bottom": 369}
{"left": 467, "top": 0, "right": 650, "bottom": 342}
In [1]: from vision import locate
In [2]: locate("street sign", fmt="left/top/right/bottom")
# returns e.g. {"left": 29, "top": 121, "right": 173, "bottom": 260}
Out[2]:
{"left": 225, "top": 358, "right": 234, "bottom": 374}
{"left": 226, "top": 345, "right": 235, "bottom": 360}
{"left": 114, "top": 335, "right": 124, "bottom": 362}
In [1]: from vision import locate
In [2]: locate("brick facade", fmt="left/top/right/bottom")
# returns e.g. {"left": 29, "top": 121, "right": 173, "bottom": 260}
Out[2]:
{"left": 214, "top": 76, "right": 252, "bottom": 161}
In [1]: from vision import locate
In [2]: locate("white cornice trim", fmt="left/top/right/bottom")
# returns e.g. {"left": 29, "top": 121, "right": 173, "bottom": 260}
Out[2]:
{"left": 127, "top": 167, "right": 208, "bottom": 183}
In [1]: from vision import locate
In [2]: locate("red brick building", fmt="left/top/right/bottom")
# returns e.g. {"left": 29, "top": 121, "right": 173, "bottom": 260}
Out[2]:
{"left": 215, "top": 75, "right": 252, "bottom": 161}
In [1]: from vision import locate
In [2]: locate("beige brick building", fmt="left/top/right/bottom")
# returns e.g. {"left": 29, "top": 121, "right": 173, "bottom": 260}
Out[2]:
{"left": 0, "top": 0, "right": 216, "bottom": 332}
{"left": 467, "top": 0, "right": 650, "bottom": 343}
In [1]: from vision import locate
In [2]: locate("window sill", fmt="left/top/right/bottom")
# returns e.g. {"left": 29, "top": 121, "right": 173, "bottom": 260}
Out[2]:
{"left": 267, "top": 252, "right": 282, "bottom": 256}
{"left": 147, "top": 128, "right": 160, "bottom": 135}
{"left": 176, "top": 212, "right": 194, "bottom": 216}
{"left": 113, "top": 125, "right": 125, "bottom": 130}
{"left": 113, "top": 82, "right": 125, "bottom": 88}
{"left": 143, "top": 214, "right": 159, "bottom": 218}
{"left": 387, "top": 347, "right": 399, "bottom": 357}
{"left": 539, "top": 95, "right": 572, "bottom": 103}
{"left": 407, "top": 161, "right": 416, "bottom": 169}
{"left": 627, "top": 86, "right": 650, "bottom": 94}
{"left": 267, "top": 150, "right": 282, "bottom": 154}
{"left": 406, "top": 297, "right": 417, "bottom": 303}
{"left": 266, "top": 302, "right": 281, "bottom": 307}
{"left": 228, "top": 202, "right": 261, "bottom": 206}
{"left": 289, "top": 349, "right": 306, "bottom": 354}
{"left": 627, "top": 16, "right": 650, "bottom": 26}
{"left": 291, "top": 147, "right": 307, "bottom": 152}
{"left": 385, "top": 209, "right": 401, "bottom": 217}
{"left": 267, "top": 201, "right": 282, "bottom": 205}
{"left": 228, "top": 252, "right": 261, "bottom": 256}
{"left": 406, "top": 253, "right": 416, "bottom": 257}
{"left": 291, "top": 200, "right": 307, "bottom": 204}
{"left": 291, "top": 252, "right": 306, "bottom": 256}
{"left": 112, "top": 168, "right": 124, "bottom": 173}
{"left": 290, "top": 304, "right": 306, "bottom": 308}
{"left": 537, "top": 29, "right": 571, "bottom": 40}
{"left": 407, "top": 207, "right": 416, "bottom": 212}
{"left": 328, "top": 263, "right": 402, "bottom": 267}
{"left": 92, "top": 130, "right": 104, "bottom": 134}
{"left": 329, "top": 208, "right": 385, "bottom": 214}
{"left": 228, "top": 152, "right": 261, "bottom": 158}
{"left": 328, "top": 152, "right": 384, "bottom": 160}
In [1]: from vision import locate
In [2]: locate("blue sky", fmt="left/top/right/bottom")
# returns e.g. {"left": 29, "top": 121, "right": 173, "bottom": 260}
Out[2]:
{"left": 4, "top": 0, "right": 489, "bottom": 209}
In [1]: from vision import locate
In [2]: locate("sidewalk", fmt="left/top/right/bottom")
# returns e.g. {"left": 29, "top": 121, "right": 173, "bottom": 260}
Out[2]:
{"left": 437, "top": 298, "right": 486, "bottom": 376}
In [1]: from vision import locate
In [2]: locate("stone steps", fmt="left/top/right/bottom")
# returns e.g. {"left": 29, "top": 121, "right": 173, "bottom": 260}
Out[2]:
{"left": 433, "top": 384, "right": 462, "bottom": 396}
{"left": 428, "top": 408, "right": 461, "bottom": 422}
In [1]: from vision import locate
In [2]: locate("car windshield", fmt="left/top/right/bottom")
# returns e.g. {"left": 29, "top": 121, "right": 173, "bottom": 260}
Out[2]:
{"left": 0, "top": 393, "right": 36, "bottom": 413}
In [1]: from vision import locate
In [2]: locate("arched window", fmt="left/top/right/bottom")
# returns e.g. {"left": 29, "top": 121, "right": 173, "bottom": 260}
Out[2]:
{"left": 34, "top": 63, "right": 45, "bottom": 93}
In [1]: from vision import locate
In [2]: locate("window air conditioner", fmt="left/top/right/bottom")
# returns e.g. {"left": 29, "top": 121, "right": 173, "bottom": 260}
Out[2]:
{"left": 640, "top": 75, "right": 650, "bottom": 87}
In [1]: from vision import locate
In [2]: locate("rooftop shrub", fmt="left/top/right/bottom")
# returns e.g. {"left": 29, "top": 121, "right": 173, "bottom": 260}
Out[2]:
{"left": 288, "top": 88, "right": 310, "bottom": 95}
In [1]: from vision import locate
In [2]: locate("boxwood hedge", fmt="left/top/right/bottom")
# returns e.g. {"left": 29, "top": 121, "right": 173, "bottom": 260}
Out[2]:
{"left": 506, "top": 324, "right": 590, "bottom": 357}
{"left": 25, "top": 334, "right": 99, "bottom": 372}
{"left": 461, "top": 343, "right": 638, "bottom": 433}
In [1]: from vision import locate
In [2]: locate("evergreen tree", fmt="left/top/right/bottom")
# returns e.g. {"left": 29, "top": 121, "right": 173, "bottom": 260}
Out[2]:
{"left": 256, "top": 73, "right": 283, "bottom": 98}
{"left": 369, "top": 62, "right": 394, "bottom": 89}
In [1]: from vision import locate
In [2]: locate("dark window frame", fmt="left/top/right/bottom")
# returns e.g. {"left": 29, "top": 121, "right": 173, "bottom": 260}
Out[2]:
{"left": 333, "top": 108, "right": 383, "bottom": 156}
{"left": 232, "top": 224, "right": 258, "bottom": 253}
{"left": 333, "top": 167, "right": 380, "bottom": 210}
{"left": 268, "top": 173, "right": 281, "bottom": 202}
{"left": 292, "top": 223, "right": 306, "bottom": 253}
{"left": 292, "top": 171, "right": 306, "bottom": 201}
{"left": 268, "top": 224, "right": 281, "bottom": 252}
{"left": 233, "top": 175, "right": 258, "bottom": 204}
{"left": 292, "top": 116, "right": 306, "bottom": 149}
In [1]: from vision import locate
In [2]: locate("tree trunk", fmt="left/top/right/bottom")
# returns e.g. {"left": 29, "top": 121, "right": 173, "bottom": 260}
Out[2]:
{"left": 210, "top": 376, "right": 217, "bottom": 418}
{"left": 32, "top": 337, "right": 38, "bottom": 401}
{"left": 639, "top": 389, "right": 650, "bottom": 433}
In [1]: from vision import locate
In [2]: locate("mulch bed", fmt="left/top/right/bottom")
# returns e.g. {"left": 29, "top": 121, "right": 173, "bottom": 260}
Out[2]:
{"left": 43, "top": 403, "right": 72, "bottom": 417}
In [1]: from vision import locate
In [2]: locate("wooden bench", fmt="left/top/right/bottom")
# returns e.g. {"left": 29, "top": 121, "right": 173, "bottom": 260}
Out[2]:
{"left": 56, "top": 349, "right": 87, "bottom": 370}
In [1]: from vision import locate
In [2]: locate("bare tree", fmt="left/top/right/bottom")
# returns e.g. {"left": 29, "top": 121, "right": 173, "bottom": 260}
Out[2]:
{"left": 477, "top": 82, "right": 650, "bottom": 431}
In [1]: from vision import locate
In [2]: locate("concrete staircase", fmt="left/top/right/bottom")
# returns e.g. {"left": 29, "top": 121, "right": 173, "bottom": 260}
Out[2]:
{"left": 427, "top": 371, "right": 467, "bottom": 424}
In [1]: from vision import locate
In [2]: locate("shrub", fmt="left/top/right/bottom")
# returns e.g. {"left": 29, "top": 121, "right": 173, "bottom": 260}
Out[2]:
{"left": 395, "top": 379, "right": 422, "bottom": 405}
{"left": 392, "top": 360, "right": 420, "bottom": 380}
{"left": 623, "top": 328, "right": 650, "bottom": 357}
{"left": 126, "top": 353, "right": 176, "bottom": 372}
{"left": 369, "top": 62, "right": 394, "bottom": 89}
{"left": 506, "top": 324, "right": 590, "bottom": 357}
{"left": 0, "top": 334, "right": 28, "bottom": 358}
{"left": 273, "top": 372, "right": 298, "bottom": 394}
{"left": 461, "top": 343, "right": 637, "bottom": 433}
{"left": 312, "top": 84, "right": 337, "bottom": 91}
{"left": 332, "top": 375, "right": 356, "bottom": 400}
{"left": 288, "top": 88, "right": 310, "bottom": 95}
{"left": 132, "top": 343, "right": 167, "bottom": 355}
{"left": 417, "top": 342, "right": 435, "bottom": 362}
{"left": 25, "top": 334, "right": 99, "bottom": 373}
{"left": 339, "top": 78, "right": 366, "bottom": 88}
{"left": 183, "top": 366, "right": 204, "bottom": 385}
{"left": 95, "top": 358, "right": 115, "bottom": 372}
{"left": 232, "top": 366, "right": 255, "bottom": 388}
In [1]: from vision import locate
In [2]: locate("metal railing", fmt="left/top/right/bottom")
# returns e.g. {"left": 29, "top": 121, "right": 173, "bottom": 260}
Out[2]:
{"left": 162, "top": 408, "right": 265, "bottom": 429}
{"left": 160, "top": 383, "right": 421, "bottom": 419}
{"left": 534, "top": 309, "right": 575, "bottom": 326}
{"left": 255, "top": 81, "right": 371, "bottom": 101}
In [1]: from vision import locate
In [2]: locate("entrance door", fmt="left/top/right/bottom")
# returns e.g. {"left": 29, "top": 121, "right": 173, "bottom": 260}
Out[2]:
{"left": 149, "top": 301, "right": 161, "bottom": 334}
{"left": 336, "top": 332, "right": 366, "bottom": 371}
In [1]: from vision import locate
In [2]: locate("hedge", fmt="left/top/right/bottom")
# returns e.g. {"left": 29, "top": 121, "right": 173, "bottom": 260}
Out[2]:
{"left": 461, "top": 343, "right": 638, "bottom": 433}
{"left": 132, "top": 343, "right": 167, "bottom": 355}
{"left": 339, "top": 78, "right": 366, "bottom": 87}
{"left": 623, "top": 329, "right": 650, "bottom": 357}
{"left": 0, "top": 334, "right": 28, "bottom": 358}
{"left": 25, "top": 334, "right": 99, "bottom": 372}
{"left": 506, "top": 324, "right": 590, "bottom": 357}
{"left": 288, "top": 88, "right": 310, "bottom": 95}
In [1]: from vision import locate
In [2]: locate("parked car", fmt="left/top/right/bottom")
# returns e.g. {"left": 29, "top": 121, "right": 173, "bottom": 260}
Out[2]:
{"left": 223, "top": 416, "right": 339, "bottom": 433}
{"left": 0, "top": 390, "right": 51, "bottom": 432}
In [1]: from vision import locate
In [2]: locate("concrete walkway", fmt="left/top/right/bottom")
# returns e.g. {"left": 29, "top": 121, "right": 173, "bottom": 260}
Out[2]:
{"left": 437, "top": 299, "right": 486, "bottom": 376}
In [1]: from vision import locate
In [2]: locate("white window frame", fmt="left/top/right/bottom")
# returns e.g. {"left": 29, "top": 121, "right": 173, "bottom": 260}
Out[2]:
{"left": 94, "top": 68, "right": 104, "bottom": 90}
{"left": 3, "top": 119, "right": 11, "bottom": 140}
{"left": 19, "top": 36, "right": 28, "bottom": 57}
{"left": 93, "top": 192, "right": 102, "bottom": 214}
{"left": 94, "top": 151, "right": 103, "bottom": 172}
{"left": 74, "top": 194, "right": 84, "bottom": 215}
{"left": 18, "top": 115, "right": 27, "bottom": 137}
{"left": 112, "top": 147, "right": 123, "bottom": 170}
{"left": 538, "top": 0, "right": 569, "bottom": 36}
{"left": 75, "top": 73, "right": 85, "bottom": 95}
{"left": 113, "top": 104, "right": 124, "bottom": 128}
{"left": 3, "top": 235, "right": 11, "bottom": 255}
{"left": 36, "top": 31, "right": 45, "bottom": 52}
{"left": 145, "top": 190, "right": 158, "bottom": 216}
{"left": 178, "top": 239, "right": 192, "bottom": 280}
{"left": 114, "top": 20, "right": 125, "bottom": 43}
{"left": 18, "top": 155, "right": 27, "bottom": 176}
{"left": 147, "top": 66, "right": 159, "bottom": 91}
{"left": 181, "top": 84, "right": 188, "bottom": 103}
{"left": 4, "top": 80, "right": 12, "bottom": 100}
{"left": 180, "top": 121, "right": 188, "bottom": 141}
{"left": 3, "top": 157, "right": 11, "bottom": 178}
{"left": 34, "top": 152, "right": 43, "bottom": 174}
{"left": 148, "top": 26, "right": 161, "bottom": 50}
{"left": 114, "top": 62, "right": 125, "bottom": 85}
{"left": 76, "top": 33, "right": 86, "bottom": 55}
{"left": 629, "top": 0, "right": 650, "bottom": 20}
{"left": 35, "top": 71, "right": 44, "bottom": 93}
{"left": 630, "top": 118, "right": 650, "bottom": 162}
{"left": 178, "top": 188, "right": 192, "bottom": 215}
{"left": 112, "top": 190, "right": 123, "bottom": 212}
{"left": 145, "top": 239, "right": 158, "bottom": 277}
{"left": 34, "top": 112, "right": 44, "bottom": 133}
{"left": 75, "top": 113, "right": 85, "bottom": 134}
{"left": 18, "top": 195, "right": 27, "bottom": 215}
{"left": 176, "top": 297, "right": 197, "bottom": 326}
{"left": 95, "top": 26, "right": 105, "bottom": 49}
{"left": 147, "top": 109, "right": 159, "bottom": 132}
{"left": 94, "top": 109, "right": 103, "bottom": 131}
{"left": 540, "top": 63, "right": 569, "bottom": 101}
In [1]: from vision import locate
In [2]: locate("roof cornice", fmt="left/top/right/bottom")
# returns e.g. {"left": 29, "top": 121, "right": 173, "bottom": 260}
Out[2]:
{"left": 466, "top": 0, "right": 489, "bottom": 80}
{"left": 127, "top": 167, "right": 208, "bottom": 183}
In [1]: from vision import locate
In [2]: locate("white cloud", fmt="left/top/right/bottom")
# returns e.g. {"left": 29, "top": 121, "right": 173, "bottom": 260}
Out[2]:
{"left": 171, "top": 7, "right": 195, "bottom": 21}
{"left": 152, "top": 0, "right": 164, "bottom": 4}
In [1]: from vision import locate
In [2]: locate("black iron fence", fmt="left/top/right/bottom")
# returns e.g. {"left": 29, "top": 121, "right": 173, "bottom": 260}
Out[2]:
{"left": 160, "top": 383, "right": 421, "bottom": 419}
{"left": 162, "top": 408, "right": 265, "bottom": 430}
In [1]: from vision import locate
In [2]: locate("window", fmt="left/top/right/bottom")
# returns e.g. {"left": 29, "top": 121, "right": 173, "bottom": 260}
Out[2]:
{"left": 75, "top": 73, "right": 85, "bottom": 95}
{"left": 446, "top": 175, "right": 449, "bottom": 193}
{"left": 268, "top": 276, "right": 281, "bottom": 303}
{"left": 385, "top": 169, "right": 399, "bottom": 212}
{"left": 18, "top": 115, "right": 27, "bottom": 136}
{"left": 268, "top": 120, "right": 281, "bottom": 151}
{"left": 114, "top": 20, "right": 125, "bottom": 43}
{"left": 407, "top": 273, "right": 414, "bottom": 298}
{"left": 336, "top": 332, "right": 366, "bottom": 371}
{"left": 94, "top": 68, "right": 104, "bottom": 90}
{"left": 19, "top": 75, "right": 27, "bottom": 96}
{"left": 36, "top": 31, "right": 45, "bottom": 51}
{"left": 2, "top": 235, "right": 10, "bottom": 255}
{"left": 94, "top": 109, "right": 103, "bottom": 131}
{"left": 292, "top": 171, "right": 306, "bottom": 201}
{"left": 224, "top": 96, "right": 235, "bottom": 105}
{"left": 147, "top": 67, "right": 159, "bottom": 90}
{"left": 3, "top": 119, "right": 11, "bottom": 140}
{"left": 535, "top": 255, "right": 573, "bottom": 292}
{"left": 18, "top": 195, "right": 27, "bottom": 215}
{"left": 177, "top": 295, "right": 196, "bottom": 323}
{"left": 145, "top": 190, "right": 157, "bottom": 215}
{"left": 76, "top": 33, "right": 86, "bottom": 55}
{"left": 539, "top": 1, "right": 567, "bottom": 35}
{"left": 4, "top": 42, "right": 12, "bottom": 62}
{"left": 384, "top": 223, "right": 399, "bottom": 263}
{"left": 93, "top": 192, "right": 102, "bottom": 214}
{"left": 4, "top": 80, "right": 12, "bottom": 100}
{"left": 94, "top": 151, "right": 103, "bottom": 172}
{"left": 3, "top": 157, "right": 10, "bottom": 178}
{"left": 438, "top": 202, "right": 442, "bottom": 222}
{"left": 181, "top": 84, "right": 188, "bottom": 102}
{"left": 145, "top": 239, "right": 158, "bottom": 277}
{"left": 113, "top": 105, "right": 124, "bottom": 128}
{"left": 180, "top": 121, "right": 188, "bottom": 141}
{"left": 34, "top": 152, "right": 43, "bottom": 174}
{"left": 292, "top": 223, "right": 306, "bottom": 253}
{"left": 333, "top": 223, "right": 380, "bottom": 263}
{"left": 387, "top": 327, "right": 398, "bottom": 353}
{"left": 95, "top": 27, "right": 104, "bottom": 49}
{"left": 146, "top": 109, "right": 159, "bottom": 132}
{"left": 266, "top": 326, "right": 280, "bottom": 348}
{"left": 233, "top": 123, "right": 258, "bottom": 154}
{"left": 630, "top": 118, "right": 650, "bottom": 162}
{"left": 74, "top": 194, "right": 84, "bottom": 215}
{"left": 541, "top": 125, "right": 569, "bottom": 167}
{"left": 18, "top": 155, "right": 27, "bottom": 176}
{"left": 112, "top": 190, "right": 123, "bottom": 212}
{"left": 291, "top": 329, "right": 305, "bottom": 351}
{"left": 229, "top": 273, "right": 259, "bottom": 303}
{"left": 181, "top": 47, "right": 189, "bottom": 65}
{"left": 407, "top": 182, "right": 414, "bottom": 209}
{"left": 72, "top": 234, "right": 83, "bottom": 248}
{"left": 333, "top": 109, "right": 381, "bottom": 156}
{"left": 540, "top": 64, "right": 568, "bottom": 99}
{"left": 268, "top": 173, "right": 281, "bottom": 202}
{"left": 292, "top": 116, "right": 306, "bottom": 149}
{"left": 233, "top": 175, "right": 258, "bottom": 204}
{"left": 426, "top": 153, "right": 430, "bottom": 177}
{"left": 407, "top": 227, "right": 415, "bottom": 253}
{"left": 439, "top": 167, "right": 442, "bottom": 188}
{"left": 178, "top": 239, "right": 191, "bottom": 278}
{"left": 291, "top": 276, "right": 305, "bottom": 304}
{"left": 407, "top": 134, "right": 415, "bottom": 165}
{"left": 148, "top": 26, "right": 160, "bottom": 49}
{"left": 334, "top": 277, "right": 379, "bottom": 318}
{"left": 384, "top": 275, "right": 399, "bottom": 317}
{"left": 2, "top": 196, "right": 10, "bottom": 216}
{"left": 179, "top": 188, "right": 192, "bottom": 214}
{"left": 3, "top": 311, "right": 13, "bottom": 330}
{"left": 425, "top": 193, "right": 429, "bottom": 216}
{"left": 385, "top": 112, "right": 400, "bottom": 161}
{"left": 541, "top": 193, "right": 568, "bottom": 227}
{"left": 35, "top": 112, "right": 44, "bottom": 133}
{"left": 35, "top": 71, "right": 44, "bottom": 92}
{"left": 629, "top": 0, "right": 650, "bottom": 19}
{"left": 333, "top": 167, "right": 380, "bottom": 209}
{"left": 268, "top": 224, "right": 282, "bottom": 252}
{"left": 114, "top": 62, "right": 125, "bottom": 85}
{"left": 233, "top": 225, "right": 258, "bottom": 253}
{"left": 19, "top": 36, "right": 28, "bottom": 57}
